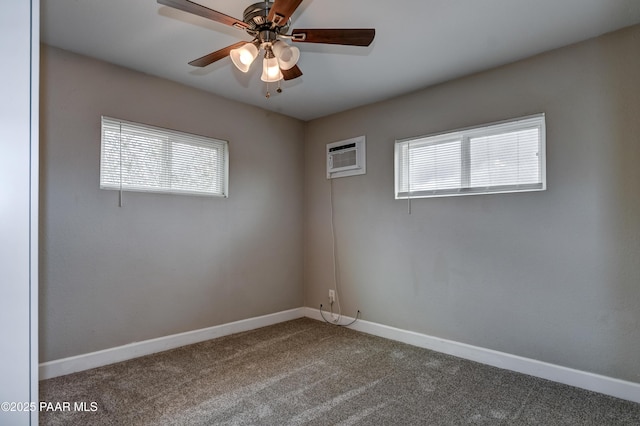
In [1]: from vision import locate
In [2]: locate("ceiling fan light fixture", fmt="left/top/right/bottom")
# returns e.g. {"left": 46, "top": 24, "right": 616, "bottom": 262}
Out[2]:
{"left": 159, "top": 0, "right": 377, "bottom": 96}
{"left": 230, "top": 42, "right": 259, "bottom": 72}
{"left": 272, "top": 40, "right": 300, "bottom": 70}
{"left": 261, "top": 55, "right": 283, "bottom": 82}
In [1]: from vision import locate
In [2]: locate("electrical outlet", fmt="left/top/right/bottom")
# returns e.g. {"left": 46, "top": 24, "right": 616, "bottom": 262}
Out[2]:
{"left": 328, "top": 289, "right": 335, "bottom": 303}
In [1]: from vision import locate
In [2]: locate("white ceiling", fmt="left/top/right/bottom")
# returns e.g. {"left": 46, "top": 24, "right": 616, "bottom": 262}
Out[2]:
{"left": 41, "top": 0, "right": 640, "bottom": 121}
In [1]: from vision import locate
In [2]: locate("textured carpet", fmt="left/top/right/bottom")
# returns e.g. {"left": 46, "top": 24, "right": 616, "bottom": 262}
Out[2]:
{"left": 40, "top": 318, "right": 640, "bottom": 425}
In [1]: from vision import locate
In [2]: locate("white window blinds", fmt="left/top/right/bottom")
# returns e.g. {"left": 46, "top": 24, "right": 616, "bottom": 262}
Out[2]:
{"left": 100, "top": 117, "right": 228, "bottom": 197}
{"left": 395, "top": 114, "right": 545, "bottom": 199}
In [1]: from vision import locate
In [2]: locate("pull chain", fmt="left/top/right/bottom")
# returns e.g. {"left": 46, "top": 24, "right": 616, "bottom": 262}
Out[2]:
{"left": 266, "top": 80, "right": 283, "bottom": 98}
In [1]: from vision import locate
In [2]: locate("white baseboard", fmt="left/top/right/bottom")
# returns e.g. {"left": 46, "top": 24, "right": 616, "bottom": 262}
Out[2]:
{"left": 39, "top": 308, "right": 305, "bottom": 380}
{"left": 303, "top": 307, "right": 640, "bottom": 404}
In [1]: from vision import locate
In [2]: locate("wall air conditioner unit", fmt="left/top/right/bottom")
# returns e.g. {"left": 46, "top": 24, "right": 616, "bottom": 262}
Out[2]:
{"left": 326, "top": 136, "right": 366, "bottom": 179}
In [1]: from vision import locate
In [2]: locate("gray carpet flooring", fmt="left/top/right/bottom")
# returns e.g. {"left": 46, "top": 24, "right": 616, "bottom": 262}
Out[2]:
{"left": 40, "top": 317, "right": 640, "bottom": 425}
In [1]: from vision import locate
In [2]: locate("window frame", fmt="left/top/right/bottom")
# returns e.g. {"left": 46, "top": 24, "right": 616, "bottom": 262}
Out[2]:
{"left": 100, "top": 116, "right": 229, "bottom": 198}
{"left": 395, "top": 114, "right": 546, "bottom": 199}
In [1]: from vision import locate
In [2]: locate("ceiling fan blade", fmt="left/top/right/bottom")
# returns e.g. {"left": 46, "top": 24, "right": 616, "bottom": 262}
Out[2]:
{"left": 291, "top": 29, "right": 375, "bottom": 46}
{"left": 158, "top": 0, "right": 248, "bottom": 30}
{"left": 268, "top": 0, "right": 304, "bottom": 27}
{"left": 188, "top": 41, "right": 246, "bottom": 67}
{"left": 281, "top": 65, "right": 303, "bottom": 81}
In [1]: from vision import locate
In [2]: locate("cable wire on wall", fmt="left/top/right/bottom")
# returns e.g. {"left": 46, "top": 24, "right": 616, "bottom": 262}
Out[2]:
{"left": 319, "top": 176, "right": 360, "bottom": 327}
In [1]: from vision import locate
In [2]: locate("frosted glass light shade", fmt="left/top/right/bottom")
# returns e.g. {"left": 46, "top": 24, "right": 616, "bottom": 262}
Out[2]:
{"left": 230, "top": 43, "right": 259, "bottom": 72}
{"left": 272, "top": 41, "right": 300, "bottom": 70}
{"left": 261, "top": 56, "right": 283, "bottom": 82}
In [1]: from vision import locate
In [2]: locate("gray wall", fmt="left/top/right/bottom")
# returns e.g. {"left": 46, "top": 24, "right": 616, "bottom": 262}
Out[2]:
{"left": 40, "top": 46, "right": 305, "bottom": 362}
{"left": 304, "top": 25, "right": 640, "bottom": 382}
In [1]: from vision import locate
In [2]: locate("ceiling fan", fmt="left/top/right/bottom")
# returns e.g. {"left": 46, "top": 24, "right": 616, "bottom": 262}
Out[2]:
{"left": 158, "top": 0, "right": 376, "bottom": 97}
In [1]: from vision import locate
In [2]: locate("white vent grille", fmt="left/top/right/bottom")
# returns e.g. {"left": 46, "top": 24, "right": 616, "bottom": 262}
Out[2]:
{"left": 327, "top": 136, "right": 366, "bottom": 179}
{"left": 331, "top": 148, "right": 357, "bottom": 169}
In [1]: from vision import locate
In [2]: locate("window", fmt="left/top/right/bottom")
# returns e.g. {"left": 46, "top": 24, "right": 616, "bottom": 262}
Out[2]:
{"left": 100, "top": 117, "right": 228, "bottom": 197}
{"left": 395, "top": 114, "right": 545, "bottom": 199}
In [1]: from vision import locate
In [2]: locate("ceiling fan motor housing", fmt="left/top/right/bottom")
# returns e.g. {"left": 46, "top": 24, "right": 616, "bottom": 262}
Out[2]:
{"left": 243, "top": 2, "right": 290, "bottom": 37}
